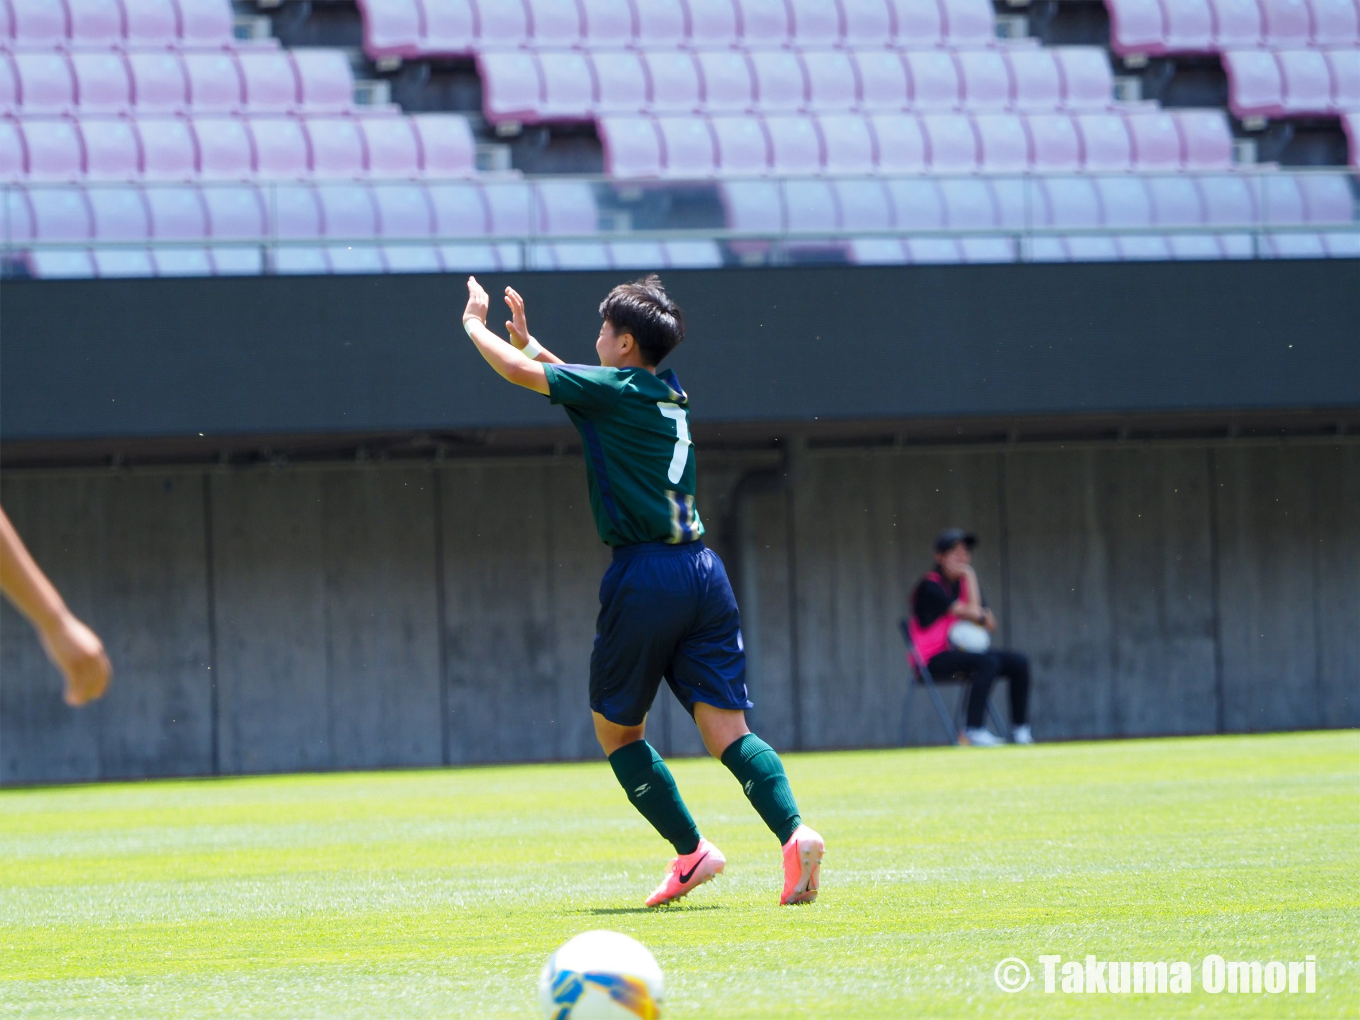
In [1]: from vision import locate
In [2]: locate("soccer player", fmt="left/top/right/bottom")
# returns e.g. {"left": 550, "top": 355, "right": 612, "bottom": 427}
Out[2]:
{"left": 459, "top": 275, "right": 823, "bottom": 907}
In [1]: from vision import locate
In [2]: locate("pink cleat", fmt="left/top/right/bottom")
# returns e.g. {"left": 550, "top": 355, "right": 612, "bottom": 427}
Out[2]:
{"left": 780, "top": 825, "right": 824, "bottom": 905}
{"left": 644, "top": 838, "right": 726, "bottom": 907}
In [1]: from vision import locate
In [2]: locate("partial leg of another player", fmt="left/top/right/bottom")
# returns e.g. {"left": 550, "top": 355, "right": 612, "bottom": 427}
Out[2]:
{"left": 693, "top": 704, "right": 825, "bottom": 906}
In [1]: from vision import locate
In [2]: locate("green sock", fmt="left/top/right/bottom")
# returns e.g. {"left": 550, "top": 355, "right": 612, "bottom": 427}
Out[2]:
{"left": 721, "top": 733, "right": 802, "bottom": 845}
{"left": 608, "top": 741, "right": 702, "bottom": 856}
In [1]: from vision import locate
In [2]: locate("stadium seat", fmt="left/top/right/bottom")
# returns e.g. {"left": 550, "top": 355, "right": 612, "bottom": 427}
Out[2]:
{"left": 580, "top": 0, "right": 635, "bottom": 44}
{"left": 1311, "top": 0, "right": 1360, "bottom": 44}
{"left": 886, "top": 178, "right": 945, "bottom": 232}
{"left": 202, "top": 182, "right": 266, "bottom": 274}
{"left": 534, "top": 180, "right": 598, "bottom": 239}
{"left": 478, "top": 51, "right": 540, "bottom": 121}
{"left": 0, "top": 118, "right": 25, "bottom": 179}
{"left": 292, "top": 50, "right": 355, "bottom": 111}
{"left": 764, "top": 113, "right": 821, "bottom": 173}
{"left": 1076, "top": 113, "right": 1132, "bottom": 170}
{"left": 939, "top": 177, "right": 996, "bottom": 229}
{"left": 425, "top": 181, "right": 502, "bottom": 269}
{"left": 1260, "top": 0, "right": 1313, "bottom": 46}
{"left": 193, "top": 115, "right": 254, "bottom": 179}
{"left": 472, "top": 0, "right": 529, "bottom": 46}
{"left": 1054, "top": 48, "right": 1113, "bottom": 109}
{"left": 1105, "top": 0, "right": 1165, "bottom": 54}
{"left": 145, "top": 182, "right": 211, "bottom": 275}
{"left": 248, "top": 116, "right": 311, "bottom": 177}
{"left": 314, "top": 183, "right": 384, "bottom": 272}
{"left": 1026, "top": 112, "right": 1082, "bottom": 170}
{"left": 955, "top": 50, "right": 1011, "bottom": 110}
{"left": 749, "top": 50, "right": 807, "bottom": 112}
{"left": 1256, "top": 173, "right": 1306, "bottom": 224}
{"left": 182, "top": 53, "right": 244, "bottom": 112}
{"left": 1094, "top": 175, "right": 1163, "bottom": 258}
{"left": 921, "top": 112, "right": 976, "bottom": 171}
{"left": 1124, "top": 110, "right": 1183, "bottom": 168}
{"left": 833, "top": 177, "right": 892, "bottom": 231}
{"left": 788, "top": 0, "right": 844, "bottom": 44}
{"left": 177, "top": 0, "right": 234, "bottom": 44}
{"left": 28, "top": 247, "right": 99, "bottom": 277}
{"left": 357, "top": 0, "right": 422, "bottom": 58}
{"left": 1164, "top": 0, "right": 1214, "bottom": 51}
{"left": 237, "top": 51, "right": 301, "bottom": 112}
{"left": 7, "top": 0, "right": 68, "bottom": 43}
{"left": 635, "top": 0, "right": 687, "bottom": 45}
{"left": 1038, "top": 174, "right": 1101, "bottom": 249}
{"left": 1148, "top": 174, "right": 1205, "bottom": 225}
{"left": 599, "top": 115, "right": 663, "bottom": 176}
{"left": 123, "top": 0, "right": 180, "bottom": 44}
{"left": 67, "top": 0, "right": 124, "bottom": 43}
{"left": 593, "top": 52, "right": 649, "bottom": 115}
{"left": 802, "top": 51, "right": 858, "bottom": 111}
{"left": 21, "top": 119, "right": 84, "bottom": 180}
{"left": 482, "top": 179, "right": 534, "bottom": 235}
{"left": 14, "top": 53, "right": 76, "bottom": 114}
{"left": 304, "top": 116, "right": 367, "bottom": 178}
{"left": 842, "top": 0, "right": 894, "bottom": 44}
{"left": 656, "top": 114, "right": 717, "bottom": 175}
{"left": 526, "top": 0, "right": 582, "bottom": 46}
{"left": 26, "top": 186, "right": 92, "bottom": 244}
{"left": 855, "top": 51, "right": 910, "bottom": 111}
{"left": 889, "top": 0, "right": 946, "bottom": 46}
{"left": 695, "top": 50, "right": 755, "bottom": 113}
{"left": 359, "top": 116, "right": 422, "bottom": 178}
{"left": 904, "top": 236, "right": 963, "bottom": 264}
{"left": 721, "top": 180, "right": 783, "bottom": 233}
{"left": 1278, "top": 49, "right": 1335, "bottom": 114}
{"left": 1210, "top": 0, "right": 1263, "bottom": 47}
{"left": 81, "top": 117, "right": 142, "bottom": 179}
{"left": 987, "top": 176, "right": 1030, "bottom": 230}
{"left": 1296, "top": 173, "right": 1355, "bottom": 222}
{"left": 89, "top": 185, "right": 155, "bottom": 275}
{"left": 662, "top": 238, "right": 724, "bottom": 266}
{"left": 138, "top": 118, "right": 202, "bottom": 181}
{"left": 0, "top": 55, "right": 16, "bottom": 112}
{"left": 607, "top": 238, "right": 668, "bottom": 269}
{"left": 644, "top": 52, "right": 703, "bottom": 113}
{"left": 782, "top": 179, "right": 839, "bottom": 242}
{"left": 1006, "top": 50, "right": 1063, "bottom": 111}
{"left": 686, "top": 0, "right": 742, "bottom": 46}
{"left": 710, "top": 113, "right": 769, "bottom": 172}
{"left": 1329, "top": 50, "right": 1360, "bottom": 109}
{"left": 869, "top": 112, "right": 927, "bottom": 172}
{"left": 71, "top": 52, "right": 133, "bottom": 113}
{"left": 736, "top": 0, "right": 792, "bottom": 45}
{"left": 538, "top": 51, "right": 595, "bottom": 120}
{"left": 413, "top": 114, "right": 473, "bottom": 179}
{"left": 1196, "top": 172, "right": 1257, "bottom": 245}
{"left": 268, "top": 183, "right": 327, "bottom": 274}
{"left": 127, "top": 52, "right": 190, "bottom": 113}
{"left": 940, "top": 0, "right": 995, "bottom": 44}
{"left": 420, "top": 0, "right": 477, "bottom": 54}
{"left": 1175, "top": 110, "right": 1232, "bottom": 167}
{"left": 972, "top": 113, "right": 1030, "bottom": 171}
{"left": 1224, "top": 50, "right": 1284, "bottom": 116}
{"left": 847, "top": 236, "right": 907, "bottom": 264}
{"left": 817, "top": 114, "right": 876, "bottom": 174}
{"left": 905, "top": 52, "right": 961, "bottom": 110}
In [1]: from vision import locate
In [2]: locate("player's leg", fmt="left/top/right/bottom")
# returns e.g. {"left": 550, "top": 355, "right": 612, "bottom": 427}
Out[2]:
{"left": 594, "top": 711, "right": 702, "bottom": 857}
{"left": 993, "top": 649, "right": 1033, "bottom": 743}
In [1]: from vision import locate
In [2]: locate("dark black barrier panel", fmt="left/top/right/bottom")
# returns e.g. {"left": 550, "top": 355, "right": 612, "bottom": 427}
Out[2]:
{"left": 3, "top": 260, "right": 1358, "bottom": 442}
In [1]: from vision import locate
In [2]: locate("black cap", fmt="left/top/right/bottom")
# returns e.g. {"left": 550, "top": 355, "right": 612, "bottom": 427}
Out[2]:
{"left": 934, "top": 528, "right": 977, "bottom": 553}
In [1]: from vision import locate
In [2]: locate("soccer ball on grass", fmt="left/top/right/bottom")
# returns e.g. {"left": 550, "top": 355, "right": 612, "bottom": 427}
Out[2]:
{"left": 538, "top": 930, "right": 664, "bottom": 1019}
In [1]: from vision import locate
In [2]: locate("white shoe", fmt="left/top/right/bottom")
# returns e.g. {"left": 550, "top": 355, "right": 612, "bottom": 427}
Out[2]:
{"left": 962, "top": 727, "right": 1003, "bottom": 747}
{"left": 1012, "top": 725, "right": 1034, "bottom": 745}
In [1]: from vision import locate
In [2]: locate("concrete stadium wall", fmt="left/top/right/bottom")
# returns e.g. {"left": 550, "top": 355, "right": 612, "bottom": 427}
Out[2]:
{"left": 2, "top": 439, "right": 1356, "bottom": 784}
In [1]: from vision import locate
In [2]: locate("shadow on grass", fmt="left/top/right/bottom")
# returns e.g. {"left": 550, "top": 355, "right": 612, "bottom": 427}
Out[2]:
{"left": 582, "top": 905, "right": 726, "bottom": 915}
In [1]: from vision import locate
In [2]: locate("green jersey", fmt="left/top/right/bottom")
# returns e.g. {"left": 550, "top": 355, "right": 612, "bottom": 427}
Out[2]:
{"left": 544, "top": 363, "right": 705, "bottom": 547}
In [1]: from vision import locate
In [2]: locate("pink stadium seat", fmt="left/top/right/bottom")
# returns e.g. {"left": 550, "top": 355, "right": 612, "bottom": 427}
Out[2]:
{"left": 1124, "top": 110, "right": 1182, "bottom": 168}
{"left": 315, "top": 183, "right": 383, "bottom": 272}
{"left": 721, "top": 180, "right": 783, "bottom": 232}
{"left": 656, "top": 113, "right": 717, "bottom": 175}
{"left": 1164, "top": 0, "right": 1214, "bottom": 51}
{"left": 292, "top": 50, "right": 354, "bottom": 111}
{"left": 1210, "top": 0, "right": 1264, "bottom": 47}
{"left": 869, "top": 112, "right": 927, "bottom": 172}
{"left": 955, "top": 50, "right": 1010, "bottom": 109}
{"left": 1310, "top": 0, "right": 1360, "bottom": 43}
{"left": 789, "top": 0, "right": 844, "bottom": 43}
{"left": 80, "top": 117, "right": 141, "bottom": 179}
{"left": 685, "top": 0, "right": 741, "bottom": 46}
{"left": 889, "top": 0, "right": 946, "bottom": 45}
{"left": 593, "top": 52, "right": 649, "bottom": 114}
{"left": 782, "top": 179, "right": 838, "bottom": 238}
{"left": 885, "top": 178, "right": 944, "bottom": 233}
{"left": 26, "top": 185, "right": 92, "bottom": 240}
{"left": 1105, "top": 0, "right": 1165, "bottom": 53}
{"left": 1006, "top": 49, "right": 1062, "bottom": 110}
{"left": 709, "top": 113, "right": 770, "bottom": 172}
{"left": 855, "top": 51, "right": 910, "bottom": 111}
{"left": 1026, "top": 112, "right": 1081, "bottom": 170}
{"left": 534, "top": 179, "right": 597, "bottom": 236}
{"left": 939, "top": 177, "right": 996, "bottom": 228}
{"left": 420, "top": 0, "right": 477, "bottom": 53}
{"left": 663, "top": 238, "right": 723, "bottom": 266}
{"left": 598, "top": 115, "right": 663, "bottom": 176}
{"left": 1296, "top": 173, "right": 1354, "bottom": 221}
{"left": 833, "top": 177, "right": 891, "bottom": 230}
{"left": 1279, "top": 49, "right": 1335, "bottom": 113}
{"left": 192, "top": 116, "right": 253, "bottom": 179}
{"left": 608, "top": 238, "right": 667, "bottom": 269}
{"left": 8, "top": 0, "right": 68, "bottom": 43}
{"left": 847, "top": 236, "right": 907, "bottom": 265}
{"left": 67, "top": 0, "right": 124, "bottom": 42}
{"left": 0, "top": 118, "right": 24, "bottom": 180}
{"left": 817, "top": 114, "right": 875, "bottom": 173}
{"left": 144, "top": 182, "right": 207, "bottom": 275}
{"left": 644, "top": 52, "right": 702, "bottom": 113}
{"left": 357, "top": 0, "right": 422, "bottom": 58}
{"left": 425, "top": 180, "right": 487, "bottom": 248}
{"left": 482, "top": 180, "right": 534, "bottom": 250}
{"left": 1076, "top": 113, "right": 1132, "bottom": 169}
{"left": 478, "top": 52, "right": 540, "bottom": 121}
{"left": 305, "top": 116, "right": 367, "bottom": 178}
{"left": 763, "top": 113, "right": 821, "bottom": 172}
{"left": 71, "top": 52, "right": 133, "bottom": 114}
{"left": 580, "top": 0, "right": 635, "bottom": 44}
{"left": 526, "top": 0, "right": 582, "bottom": 46}
{"left": 635, "top": 0, "right": 687, "bottom": 44}
{"left": 27, "top": 248, "right": 98, "bottom": 278}
{"left": 987, "top": 182, "right": 1031, "bottom": 234}
{"left": 737, "top": 0, "right": 792, "bottom": 45}
{"left": 1174, "top": 110, "right": 1232, "bottom": 167}
{"left": 1037, "top": 175, "right": 1106, "bottom": 259}
{"left": 695, "top": 50, "right": 755, "bottom": 112}
{"left": 248, "top": 116, "right": 310, "bottom": 177}
{"left": 1197, "top": 172, "right": 1256, "bottom": 225}
{"left": 409, "top": 113, "right": 474, "bottom": 175}
{"left": 266, "top": 183, "right": 327, "bottom": 274}
{"left": 1148, "top": 174, "right": 1205, "bottom": 225}
{"left": 921, "top": 112, "right": 976, "bottom": 170}
{"left": 802, "top": 51, "right": 858, "bottom": 111}
{"left": 177, "top": 0, "right": 234, "bottom": 43}
{"left": 905, "top": 52, "right": 961, "bottom": 110}
{"left": 1225, "top": 50, "right": 1284, "bottom": 116}
{"left": 87, "top": 185, "right": 153, "bottom": 277}
{"left": 237, "top": 51, "right": 300, "bottom": 112}
{"left": 137, "top": 117, "right": 198, "bottom": 179}
{"left": 128, "top": 52, "right": 190, "bottom": 112}
{"left": 1329, "top": 49, "right": 1360, "bottom": 108}
{"left": 972, "top": 113, "right": 1029, "bottom": 171}
{"left": 472, "top": 0, "right": 530, "bottom": 46}
{"left": 903, "top": 235, "right": 963, "bottom": 263}
{"left": 123, "top": 0, "right": 180, "bottom": 44}
{"left": 1094, "top": 174, "right": 1157, "bottom": 253}
{"left": 21, "top": 119, "right": 84, "bottom": 180}
{"left": 1264, "top": 231, "right": 1327, "bottom": 258}
{"left": 1256, "top": 172, "right": 1305, "bottom": 222}
{"left": 1260, "top": 0, "right": 1313, "bottom": 45}
{"left": 1054, "top": 47, "right": 1113, "bottom": 109}
{"left": 201, "top": 182, "right": 265, "bottom": 238}
{"left": 182, "top": 52, "right": 244, "bottom": 112}
{"left": 0, "top": 55, "right": 16, "bottom": 111}
{"left": 15, "top": 53, "right": 76, "bottom": 114}
{"left": 534, "top": 239, "right": 612, "bottom": 270}
{"left": 749, "top": 50, "right": 807, "bottom": 112}
{"left": 359, "top": 116, "right": 421, "bottom": 177}
{"left": 538, "top": 51, "right": 595, "bottom": 119}
{"left": 939, "top": 0, "right": 995, "bottom": 44}
{"left": 842, "top": 0, "right": 894, "bottom": 43}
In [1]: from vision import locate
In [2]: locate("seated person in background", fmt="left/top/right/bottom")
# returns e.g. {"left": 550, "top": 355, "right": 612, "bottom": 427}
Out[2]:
{"left": 909, "top": 528, "right": 1032, "bottom": 746}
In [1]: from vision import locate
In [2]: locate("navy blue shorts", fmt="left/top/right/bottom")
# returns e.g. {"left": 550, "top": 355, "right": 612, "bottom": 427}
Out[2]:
{"left": 590, "top": 540, "right": 753, "bottom": 727}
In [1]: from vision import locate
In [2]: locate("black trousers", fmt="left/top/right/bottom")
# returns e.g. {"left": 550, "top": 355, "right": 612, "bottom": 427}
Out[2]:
{"left": 927, "top": 648, "right": 1030, "bottom": 729}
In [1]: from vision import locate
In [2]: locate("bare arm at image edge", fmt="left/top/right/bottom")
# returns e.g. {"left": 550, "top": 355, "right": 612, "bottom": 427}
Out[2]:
{"left": 0, "top": 506, "right": 112, "bottom": 706}
{"left": 462, "top": 277, "right": 552, "bottom": 394}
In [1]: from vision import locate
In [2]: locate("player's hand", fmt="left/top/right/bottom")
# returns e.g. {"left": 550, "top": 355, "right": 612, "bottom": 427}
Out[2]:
{"left": 981, "top": 608, "right": 997, "bottom": 633}
{"left": 504, "top": 286, "right": 534, "bottom": 350}
{"left": 40, "top": 612, "right": 111, "bottom": 707}
{"left": 464, "top": 276, "right": 490, "bottom": 326}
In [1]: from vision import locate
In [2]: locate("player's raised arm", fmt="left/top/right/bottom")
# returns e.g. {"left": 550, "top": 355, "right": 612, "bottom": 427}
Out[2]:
{"left": 503, "top": 287, "right": 564, "bottom": 366}
{"left": 461, "top": 277, "right": 550, "bottom": 395}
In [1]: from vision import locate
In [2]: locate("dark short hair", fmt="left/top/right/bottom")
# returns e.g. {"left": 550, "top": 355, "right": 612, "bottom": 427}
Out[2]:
{"left": 934, "top": 528, "right": 977, "bottom": 553}
{"left": 598, "top": 275, "right": 685, "bottom": 366}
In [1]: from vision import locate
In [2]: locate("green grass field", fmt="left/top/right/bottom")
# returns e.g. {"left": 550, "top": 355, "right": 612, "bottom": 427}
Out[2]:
{"left": 3, "top": 731, "right": 1357, "bottom": 1019}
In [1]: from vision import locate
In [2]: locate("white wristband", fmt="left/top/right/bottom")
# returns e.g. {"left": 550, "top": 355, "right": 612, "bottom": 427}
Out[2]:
{"left": 520, "top": 335, "right": 545, "bottom": 361}
{"left": 462, "top": 316, "right": 481, "bottom": 337}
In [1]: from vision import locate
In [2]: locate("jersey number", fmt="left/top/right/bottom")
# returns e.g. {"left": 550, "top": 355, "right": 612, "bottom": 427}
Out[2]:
{"left": 657, "top": 402, "right": 691, "bottom": 484}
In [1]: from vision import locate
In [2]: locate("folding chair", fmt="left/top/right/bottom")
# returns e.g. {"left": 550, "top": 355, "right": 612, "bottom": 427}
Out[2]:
{"left": 898, "top": 619, "right": 1008, "bottom": 745}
